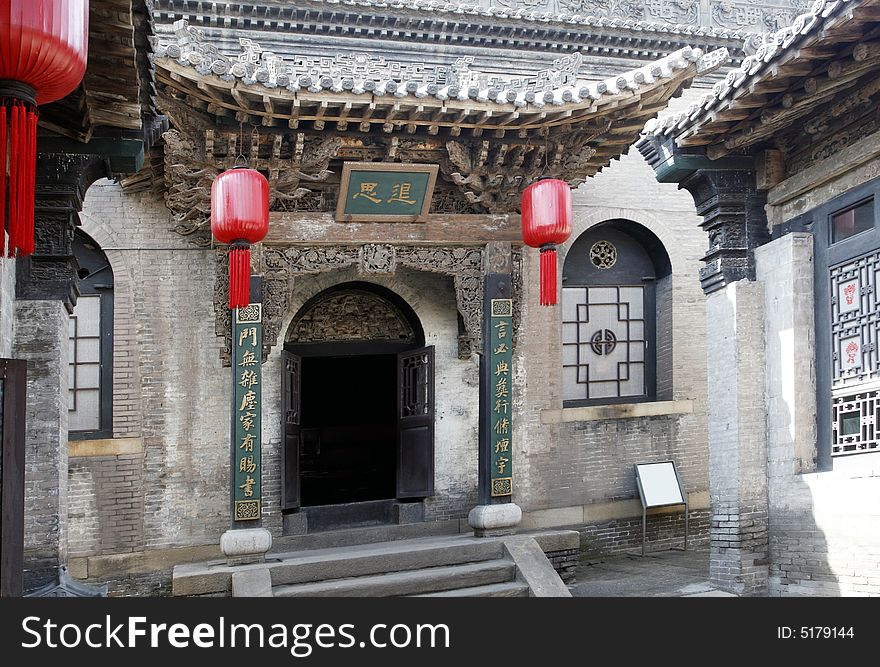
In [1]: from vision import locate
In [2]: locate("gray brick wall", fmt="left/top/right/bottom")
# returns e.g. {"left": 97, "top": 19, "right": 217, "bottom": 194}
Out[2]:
{"left": 705, "top": 281, "right": 769, "bottom": 595}
{"left": 80, "top": 183, "right": 232, "bottom": 550}
{"left": 68, "top": 453, "right": 145, "bottom": 556}
{"left": 578, "top": 509, "right": 710, "bottom": 557}
{"left": 14, "top": 300, "right": 69, "bottom": 590}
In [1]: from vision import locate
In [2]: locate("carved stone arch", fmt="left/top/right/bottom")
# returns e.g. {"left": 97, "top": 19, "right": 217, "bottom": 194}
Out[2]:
{"left": 285, "top": 285, "right": 419, "bottom": 346}
{"left": 214, "top": 243, "right": 489, "bottom": 364}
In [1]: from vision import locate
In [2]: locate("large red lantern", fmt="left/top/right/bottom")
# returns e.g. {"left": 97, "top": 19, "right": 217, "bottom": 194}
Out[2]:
{"left": 521, "top": 178, "right": 572, "bottom": 306}
{"left": 0, "top": 0, "right": 89, "bottom": 257}
{"left": 211, "top": 167, "right": 269, "bottom": 310}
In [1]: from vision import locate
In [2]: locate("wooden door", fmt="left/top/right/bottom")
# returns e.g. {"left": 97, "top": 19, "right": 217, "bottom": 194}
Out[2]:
{"left": 396, "top": 346, "right": 435, "bottom": 498}
{"left": 281, "top": 350, "right": 302, "bottom": 510}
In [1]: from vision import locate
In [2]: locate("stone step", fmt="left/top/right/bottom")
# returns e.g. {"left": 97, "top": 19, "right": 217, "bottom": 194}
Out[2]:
{"left": 269, "top": 536, "right": 505, "bottom": 586}
{"left": 412, "top": 581, "right": 529, "bottom": 598}
{"left": 275, "top": 518, "right": 462, "bottom": 551}
{"left": 273, "top": 559, "right": 515, "bottom": 597}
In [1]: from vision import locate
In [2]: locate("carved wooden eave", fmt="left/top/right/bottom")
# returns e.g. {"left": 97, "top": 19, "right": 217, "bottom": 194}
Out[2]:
{"left": 642, "top": 0, "right": 880, "bottom": 169}
{"left": 154, "top": 23, "right": 726, "bottom": 237}
{"left": 39, "top": 0, "right": 158, "bottom": 143}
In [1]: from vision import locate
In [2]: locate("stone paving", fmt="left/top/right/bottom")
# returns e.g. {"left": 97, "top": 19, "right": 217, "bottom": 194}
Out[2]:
{"left": 568, "top": 547, "right": 735, "bottom": 597}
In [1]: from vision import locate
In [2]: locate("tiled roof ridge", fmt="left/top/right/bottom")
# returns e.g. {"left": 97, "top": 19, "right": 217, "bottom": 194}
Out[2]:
{"left": 159, "top": 0, "right": 759, "bottom": 41}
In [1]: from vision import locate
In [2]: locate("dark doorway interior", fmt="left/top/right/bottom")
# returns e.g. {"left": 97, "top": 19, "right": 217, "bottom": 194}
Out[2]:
{"left": 299, "top": 354, "right": 397, "bottom": 506}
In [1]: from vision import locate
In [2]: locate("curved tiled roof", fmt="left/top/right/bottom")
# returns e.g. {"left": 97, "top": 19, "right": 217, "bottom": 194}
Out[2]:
{"left": 643, "top": 0, "right": 867, "bottom": 145}
{"left": 155, "top": 21, "right": 727, "bottom": 111}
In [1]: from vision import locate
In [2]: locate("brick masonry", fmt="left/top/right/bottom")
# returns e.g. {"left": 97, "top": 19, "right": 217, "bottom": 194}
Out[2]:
{"left": 68, "top": 452, "right": 145, "bottom": 557}
{"left": 13, "top": 300, "right": 70, "bottom": 590}
{"left": 544, "top": 547, "right": 579, "bottom": 584}
{"left": 705, "top": 282, "right": 770, "bottom": 595}
{"left": 578, "top": 509, "right": 710, "bottom": 557}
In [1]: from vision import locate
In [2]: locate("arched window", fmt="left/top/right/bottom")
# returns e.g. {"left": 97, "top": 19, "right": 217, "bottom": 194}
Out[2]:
{"left": 68, "top": 230, "right": 113, "bottom": 439}
{"left": 562, "top": 220, "right": 671, "bottom": 406}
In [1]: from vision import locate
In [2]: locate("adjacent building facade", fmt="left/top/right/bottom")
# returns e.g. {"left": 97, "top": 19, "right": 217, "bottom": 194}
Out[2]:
{"left": 639, "top": 0, "right": 880, "bottom": 595}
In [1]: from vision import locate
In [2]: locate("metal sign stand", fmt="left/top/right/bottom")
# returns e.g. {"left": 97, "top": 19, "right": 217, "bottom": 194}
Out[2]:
{"left": 634, "top": 460, "right": 688, "bottom": 556}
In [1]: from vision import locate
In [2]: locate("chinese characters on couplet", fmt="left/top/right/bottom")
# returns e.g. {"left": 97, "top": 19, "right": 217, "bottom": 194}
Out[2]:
{"left": 490, "top": 299, "right": 514, "bottom": 497}
{"left": 352, "top": 181, "right": 417, "bottom": 205}
{"left": 233, "top": 305, "right": 262, "bottom": 520}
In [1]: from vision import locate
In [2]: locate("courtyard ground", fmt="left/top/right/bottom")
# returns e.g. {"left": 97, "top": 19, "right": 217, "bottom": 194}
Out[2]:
{"left": 568, "top": 547, "right": 735, "bottom": 597}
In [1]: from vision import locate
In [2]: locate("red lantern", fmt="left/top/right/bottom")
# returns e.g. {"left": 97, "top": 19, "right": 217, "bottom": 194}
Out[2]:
{"left": 211, "top": 167, "right": 269, "bottom": 310}
{"left": 0, "top": 1, "right": 89, "bottom": 257}
{"left": 521, "top": 178, "right": 572, "bottom": 306}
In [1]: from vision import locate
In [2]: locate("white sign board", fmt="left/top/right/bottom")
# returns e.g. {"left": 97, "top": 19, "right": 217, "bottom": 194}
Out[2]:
{"left": 635, "top": 461, "right": 685, "bottom": 507}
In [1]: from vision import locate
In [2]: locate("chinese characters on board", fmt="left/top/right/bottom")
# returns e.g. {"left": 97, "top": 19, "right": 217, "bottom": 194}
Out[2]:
{"left": 233, "top": 304, "right": 262, "bottom": 522}
{"left": 490, "top": 299, "right": 514, "bottom": 497}
{"left": 352, "top": 181, "right": 418, "bottom": 205}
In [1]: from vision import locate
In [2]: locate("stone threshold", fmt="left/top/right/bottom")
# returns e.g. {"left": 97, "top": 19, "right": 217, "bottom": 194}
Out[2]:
{"left": 540, "top": 399, "right": 694, "bottom": 424}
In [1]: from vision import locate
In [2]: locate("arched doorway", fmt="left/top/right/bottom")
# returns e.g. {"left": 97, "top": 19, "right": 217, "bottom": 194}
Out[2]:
{"left": 281, "top": 282, "right": 434, "bottom": 529}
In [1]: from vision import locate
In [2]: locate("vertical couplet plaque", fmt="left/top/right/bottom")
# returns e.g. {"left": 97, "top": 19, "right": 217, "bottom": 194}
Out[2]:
{"left": 489, "top": 298, "right": 513, "bottom": 497}
{"left": 232, "top": 302, "right": 262, "bottom": 522}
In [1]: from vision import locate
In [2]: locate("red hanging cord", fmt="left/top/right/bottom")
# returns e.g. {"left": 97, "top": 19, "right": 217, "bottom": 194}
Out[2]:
{"left": 0, "top": 103, "right": 7, "bottom": 257}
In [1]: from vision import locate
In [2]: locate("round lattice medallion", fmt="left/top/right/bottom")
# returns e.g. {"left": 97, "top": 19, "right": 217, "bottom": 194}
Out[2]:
{"left": 590, "top": 329, "right": 617, "bottom": 356}
{"left": 590, "top": 240, "right": 617, "bottom": 269}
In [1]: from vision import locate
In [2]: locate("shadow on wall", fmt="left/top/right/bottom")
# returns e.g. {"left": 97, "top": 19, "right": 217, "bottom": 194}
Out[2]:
{"left": 767, "top": 326, "right": 839, "bottom": 596}
{"left": 773, "top": 452, "right": 880, "bottom": 596}
{"left": 772, "top": 475, "right": 839, "bottom": 596}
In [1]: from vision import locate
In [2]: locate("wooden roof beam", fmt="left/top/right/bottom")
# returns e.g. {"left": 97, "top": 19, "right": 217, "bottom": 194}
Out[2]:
{"left": 313, "top": 101, "right": 328, "bottom": 130}
{"left": 853, "top": 4, "right": 880, "bottom": 20}
{"left": 262, "top": 95, "right": 276, "bottom": 127}
{"left": 358, "top": 103, "right": 376, "bottom": 133}
{"left": 336, "top": 101, "right": 352, "bottom": 131}
{"left": 288, "top": 98, "right": 300, "bottom": 129}
{"left": 382, "top": 103, "right": 401, "bottom": 133}
{"left": 230, "top": 86, "right": 254, "bottom": 112}
{"left": 406, "top": 106, "right": 426, "bottom": 134}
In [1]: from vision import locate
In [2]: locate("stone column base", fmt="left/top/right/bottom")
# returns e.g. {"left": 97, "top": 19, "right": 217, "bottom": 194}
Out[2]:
{"left": 468, "top": 503, "right": 522, "bottom": 537}
{"left": 220, "top": 528, "right": 272, "bottom": 566}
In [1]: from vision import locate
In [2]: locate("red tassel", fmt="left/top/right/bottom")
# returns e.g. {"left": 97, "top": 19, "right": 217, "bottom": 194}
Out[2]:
{"left": 539, "top": 247, "right": 558, "bottom": 306}
{"left": 7, "top": 103, "right": 19, "bottom": 257}
{"left": 1, "top": 101, "right": 38, "bottom": 258}
{"left": 0, "top": 104, "right": 6, "bottom": 257}
{"left": 228, "top": 245, "right": 251, "bottom": 310}
{"left": 23, "top": 108, "right": 37, "bottom": 256}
